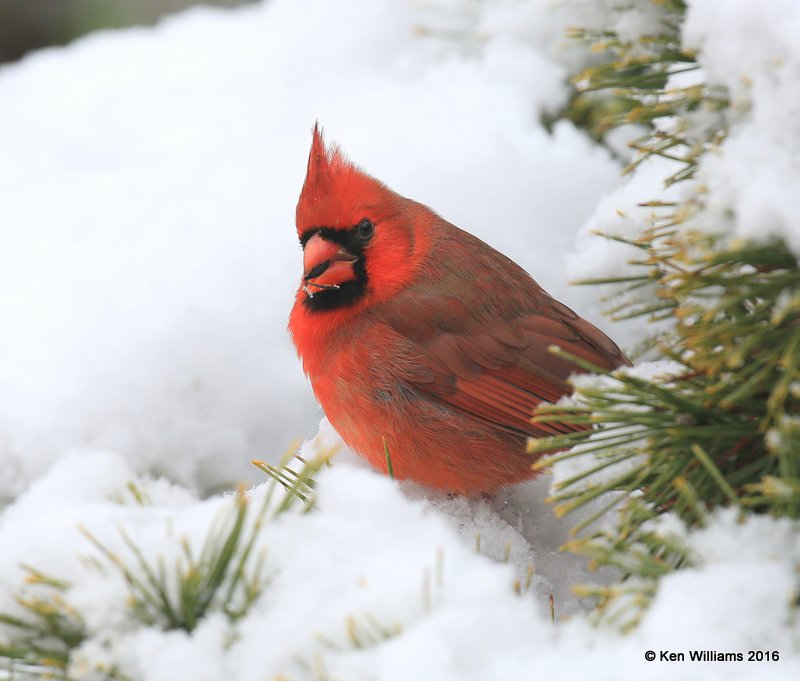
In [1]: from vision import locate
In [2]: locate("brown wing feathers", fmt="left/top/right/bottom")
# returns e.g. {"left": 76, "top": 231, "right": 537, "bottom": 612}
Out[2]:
{"left": 404, "top": 310, "right": 627, "bottom": 439}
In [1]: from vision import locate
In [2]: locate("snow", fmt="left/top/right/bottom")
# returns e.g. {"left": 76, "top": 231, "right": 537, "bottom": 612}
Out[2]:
{"left": 0, "top": 0, "right": 798, "bottom": 679}
{"left": 682, "top": 0, "right": 800, "bottom": 256}
{"left": 567, "top": 0, "right": 800, "bottom": 275}
{"left": 0, "top": 449, "right": 797, "bottom": 680}
{"left": 0, "top": 0, "right": 620, "bottom": 502}
{"left": 639, "top": 510, "right": 800, "bottom": 655}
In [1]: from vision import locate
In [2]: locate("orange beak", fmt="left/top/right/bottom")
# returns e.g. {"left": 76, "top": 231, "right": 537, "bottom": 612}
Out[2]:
{"left": 303, "top": 232, "right": 358, "bottom": 292}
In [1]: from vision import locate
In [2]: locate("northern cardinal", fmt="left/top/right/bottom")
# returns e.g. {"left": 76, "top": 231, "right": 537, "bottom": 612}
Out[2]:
{"left": 289, "top": 126, "right": 628, "bottom": 495}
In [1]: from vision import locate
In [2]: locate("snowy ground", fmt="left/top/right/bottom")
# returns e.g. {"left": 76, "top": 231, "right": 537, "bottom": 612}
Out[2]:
{"left": 0, "top": 0, "right": 798, "bottom": 679}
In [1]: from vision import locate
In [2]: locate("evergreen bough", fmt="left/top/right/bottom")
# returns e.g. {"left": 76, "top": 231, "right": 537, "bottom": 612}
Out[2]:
{"left": 0, "top": 450, "right": 332, "bottom": 680}
{"left": 536, "top": 0, "right": 800, "bottom": 628}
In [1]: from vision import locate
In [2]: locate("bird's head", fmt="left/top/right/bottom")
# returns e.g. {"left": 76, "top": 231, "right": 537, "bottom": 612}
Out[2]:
{"left": 295, "top": 124, "right": 431, "bottom": 313}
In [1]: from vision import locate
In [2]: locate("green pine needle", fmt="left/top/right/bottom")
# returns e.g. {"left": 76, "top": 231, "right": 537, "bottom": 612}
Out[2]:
{"left": 541, "top": 0, "right": 800, "bottom": 629}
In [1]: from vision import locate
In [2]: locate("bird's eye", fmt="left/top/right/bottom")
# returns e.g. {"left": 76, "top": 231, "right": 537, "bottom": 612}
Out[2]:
{"left": 357, "top": 218, "right": 375, "bottom": 241}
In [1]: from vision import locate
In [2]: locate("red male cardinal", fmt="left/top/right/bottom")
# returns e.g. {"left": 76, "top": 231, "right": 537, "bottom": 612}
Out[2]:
{"left": 289, "top": 125, "right": 628, "bottom": 495}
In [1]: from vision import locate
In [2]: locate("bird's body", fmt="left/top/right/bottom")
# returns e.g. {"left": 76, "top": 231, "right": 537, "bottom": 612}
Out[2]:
{"left": 289, "top": 126, "right": 628, "bottom": 495}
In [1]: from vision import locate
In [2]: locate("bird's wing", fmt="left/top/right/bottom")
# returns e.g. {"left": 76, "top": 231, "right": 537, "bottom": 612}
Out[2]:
{"left": 383, "top": 295, "right": 629, "bottom": 439}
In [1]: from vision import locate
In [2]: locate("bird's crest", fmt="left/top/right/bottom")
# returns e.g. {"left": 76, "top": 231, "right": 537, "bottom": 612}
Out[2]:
{"left": 296, "top": 123, "right": 390, "bottom": 233}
